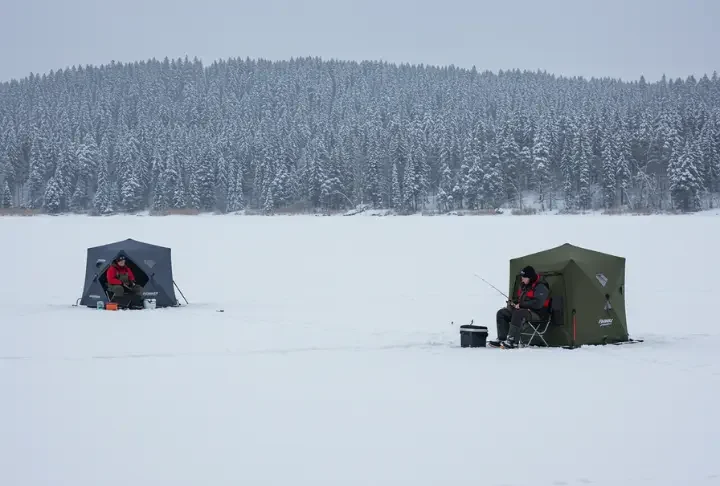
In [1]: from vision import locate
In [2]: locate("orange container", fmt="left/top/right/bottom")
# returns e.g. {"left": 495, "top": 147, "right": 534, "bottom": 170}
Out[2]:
{"left": 105, "top": 303, "right": 119, "bottom": 311}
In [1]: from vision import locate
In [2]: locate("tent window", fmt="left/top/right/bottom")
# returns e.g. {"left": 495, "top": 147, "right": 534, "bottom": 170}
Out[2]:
{"left": 98, "top": 257, "right": 150, "bottom": 292}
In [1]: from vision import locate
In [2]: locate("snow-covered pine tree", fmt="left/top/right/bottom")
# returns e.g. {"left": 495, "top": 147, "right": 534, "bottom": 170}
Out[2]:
{"left": 199, "top": 147, "right": 218, "bottom": 211}
{"left": 152, "top": 153, "right": 171, "bottom": 212}
{"left": 172, "top": 173, "right": 187, "bottom": 210}
{"left": 699, "top": 119, "right": 720, "bottom": 196}
{"left": 499, "top": 126, "right": 521, "bottom": 207}
{"left": 402, "top": 154, "right": 417, "bottom": 212}
{"left": 668, "top": 139, "right": 704, "bottom": 212}
{"left": 214, "top": 150, "right": 229, "bottom": 212}
{"left": 531, "top": 129, "right": 552, "bottom": 210}
{"left": 227, "top": 162, "right": 245, "bottom": 212}
{"left": 614, "top": 124, "right": 633, "bottom": 207}
{"left": 436, "top": 158, "right": 454, "bottom": 212}
{"left": 576, "top": 143, "right": 592, "bottom": 210}
{"left": 26, "top": 134, "right": 47, "bottom": 209}
{"left": 365, "top": 136, "right": 383, "bottom": 207}
{"left": 560, "top": 138, "right": 575, "bottom": 211}
{"left": 0, "top": 155, "right": 15, "bottom": 202}
{"left": 391, "top": 162, "right": 402, "bottom": 210}
{"left": 460, "top": 155, "right": 481, "bottom": 210}
{"left": 1, "top": 180, "right": 12, "bottom": 208}
{"left": 120, "top": 166, "right": 144, "bottom": 212}
{"left": 54, "top": 146, "right": 76, "bottom": 209}
{"left": 480, "top": 144, "right": 504, "bottom": 209}
{"left": 302, "top": 135, "right": 330, "bottom": 208}
{"left": 252, "top": 151, "right": 269, "bottom": 211}
{"left": 93, "top": 161, "right": 113, "bottom": 214}
{"left": 70, "top": 176, "right": 89, "bottom": 212}
{"left": 409, "top": 118, "right": 430, "bottom": 209}
{"left": 322, "top": 146, "right": 346, "bottom": 209}
{"left": 114, "top": 135, "right": 144, "bottom": 212}
{"left": 461, "top": 128, "right": 486, "bottom": 209}
{"left": 70, "top": 135, "right": 99, "bottom": 212}
{"left": 601, "top": 135, "right": 617, "bottom": 209}
{"left": 263, "top": 185, "right": 274, "bottom": 214}
{"left": 43, "top": 176, "right": 63, "bottom": 213}
{"left": 148, "top": 145, "right": 164, "bottom": 209}
{"left": 271, "top": 162, "right": 293, "bottom": 209}
{"left": 187, "top": 169, "right": 202, "bottom": 210}
{"left": 438, "top": 124, "right": 452, "bottom": 177}
{"left": 568, "top": 120, "right": 593, "bottom": 211}
{"left": 2, "top": 126, "right": 21, "bottom": 191}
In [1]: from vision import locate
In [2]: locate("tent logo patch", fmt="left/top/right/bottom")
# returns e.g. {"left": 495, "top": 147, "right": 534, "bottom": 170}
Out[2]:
{"left": 598, "top": 318, "right": 613, "bottom": 327}
{"left": 144, "top": 260, "right": 156, "bottom": 268}
{"left": 595, "top": 273, "right": 608, "bottom": 287}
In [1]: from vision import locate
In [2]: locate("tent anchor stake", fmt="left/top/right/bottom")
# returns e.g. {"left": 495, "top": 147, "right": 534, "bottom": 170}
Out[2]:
{"left": 173, "top": 280, "right": 189, "bottom": 305}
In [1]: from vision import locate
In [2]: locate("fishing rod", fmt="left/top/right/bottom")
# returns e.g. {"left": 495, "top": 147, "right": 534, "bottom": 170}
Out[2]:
{"left": 473, "top": 273, "right": 510, "bottom": 300}
{"left": 450, "top": 274, "right": 511, "bottom": 327}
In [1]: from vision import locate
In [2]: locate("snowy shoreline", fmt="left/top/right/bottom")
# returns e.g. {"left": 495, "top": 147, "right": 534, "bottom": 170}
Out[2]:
{"left": 2, "top": 209, "right": 719, "bottom": 217}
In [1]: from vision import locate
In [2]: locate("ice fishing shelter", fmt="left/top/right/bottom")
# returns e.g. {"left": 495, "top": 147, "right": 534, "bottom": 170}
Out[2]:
{"left": 509, "top": 243, "right": 629, "bottom": 347}
{"left": 79, "top": 238, "right": 179, "bottom": 308}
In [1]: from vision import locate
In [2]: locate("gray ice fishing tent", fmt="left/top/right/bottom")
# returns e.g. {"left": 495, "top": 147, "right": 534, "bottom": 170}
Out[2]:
{"left": 79, "top": 238, "right": 180, "bottom": 308}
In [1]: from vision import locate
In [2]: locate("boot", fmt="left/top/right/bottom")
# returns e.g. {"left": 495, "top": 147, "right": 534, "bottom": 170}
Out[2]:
{"left": 500, "top": 337, "right": 518, "bottom": 349}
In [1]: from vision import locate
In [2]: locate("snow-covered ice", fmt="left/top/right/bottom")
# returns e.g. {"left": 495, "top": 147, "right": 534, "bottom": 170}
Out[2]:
{"left": 1, "top": 213, "right": 719, "bottom": 486}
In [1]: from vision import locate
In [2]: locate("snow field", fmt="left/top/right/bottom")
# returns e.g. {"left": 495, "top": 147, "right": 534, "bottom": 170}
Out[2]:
{"left": 1, "top": 214, "right": 719, "bottom": 486}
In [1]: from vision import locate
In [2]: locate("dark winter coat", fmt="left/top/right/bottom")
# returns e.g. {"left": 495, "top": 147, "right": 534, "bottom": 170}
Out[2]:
{"left": 517, "top": 276, "right": 550, "bottom": 312}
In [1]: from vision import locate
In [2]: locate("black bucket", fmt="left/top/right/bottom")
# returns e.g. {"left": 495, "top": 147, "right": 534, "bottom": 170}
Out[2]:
{"left": 460, "top": 324, "right": 488, "bottom": 348}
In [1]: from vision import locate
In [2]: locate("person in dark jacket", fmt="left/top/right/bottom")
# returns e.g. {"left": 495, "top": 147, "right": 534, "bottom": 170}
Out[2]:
{"left": 488, "top": 265, "right": 550, "bottom": 349}
{"left": 106, "top": 256, "right": 144, "bottom": 302}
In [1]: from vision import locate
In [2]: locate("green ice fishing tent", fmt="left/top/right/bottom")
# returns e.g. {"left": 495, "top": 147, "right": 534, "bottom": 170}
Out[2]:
{"left": 509, "top": 243, "right": 630, "bottom": 347}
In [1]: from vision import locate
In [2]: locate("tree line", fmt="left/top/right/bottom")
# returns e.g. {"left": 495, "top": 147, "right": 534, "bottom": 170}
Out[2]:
{"left": 0, "top": 56, "right": 718, "bottom": 215}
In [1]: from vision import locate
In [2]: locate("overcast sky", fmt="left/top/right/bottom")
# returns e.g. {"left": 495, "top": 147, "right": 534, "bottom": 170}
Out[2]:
{"left": 1, "top": 0, "right": 717, "bottom": 83}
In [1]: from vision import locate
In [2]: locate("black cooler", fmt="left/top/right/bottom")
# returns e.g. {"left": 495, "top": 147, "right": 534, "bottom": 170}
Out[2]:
{"left": 460, "top": 323, "right": 488, "bottom": 348}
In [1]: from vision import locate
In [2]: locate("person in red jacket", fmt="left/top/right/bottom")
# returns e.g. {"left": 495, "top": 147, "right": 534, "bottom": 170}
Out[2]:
{"left": 106, "top": 255, "right": 143, "bottom": 301}
{"left": 488, "top": 265, "right": 550, "bottom": 349}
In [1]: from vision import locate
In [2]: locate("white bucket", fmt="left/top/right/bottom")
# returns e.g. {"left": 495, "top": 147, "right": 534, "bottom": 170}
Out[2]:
{"left": 143, "top": 299, "right": 157, "bottom": 310}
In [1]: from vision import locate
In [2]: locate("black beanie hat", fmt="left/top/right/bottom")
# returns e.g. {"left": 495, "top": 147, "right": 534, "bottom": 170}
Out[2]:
{"left": 520, "top": 265, "right": 537, "bottom": 280}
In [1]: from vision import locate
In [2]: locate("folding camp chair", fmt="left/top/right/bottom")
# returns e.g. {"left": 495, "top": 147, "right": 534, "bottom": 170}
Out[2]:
{"left": 520, "top": 310, "right": 552, "bottom": 346}
{"left": 519, "top": 296, "right": 564, "bottom": 347}
{"left": 103, "top": 283, "right": 135, "bottom": 309}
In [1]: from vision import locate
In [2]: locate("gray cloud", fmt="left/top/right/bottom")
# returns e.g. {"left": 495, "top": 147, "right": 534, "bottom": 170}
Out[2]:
{"left": 1, "top": 0, "right": 717, "bottom": 82}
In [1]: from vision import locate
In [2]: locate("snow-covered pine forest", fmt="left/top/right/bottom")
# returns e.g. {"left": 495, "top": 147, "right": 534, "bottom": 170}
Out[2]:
{"left": 0, "top": 56, "right": 719, "bottom": 215}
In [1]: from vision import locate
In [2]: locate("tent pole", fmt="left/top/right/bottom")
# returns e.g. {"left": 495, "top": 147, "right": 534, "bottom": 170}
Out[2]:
{"left": 173, "top": 280, "right": 189, "bottom": 305}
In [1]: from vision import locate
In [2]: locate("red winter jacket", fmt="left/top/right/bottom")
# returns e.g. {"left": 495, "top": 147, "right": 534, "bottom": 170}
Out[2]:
{"left": 516, "top": 275, "right": 550, "bottom": 311}
{"left": 107, "top": 263, "right": 135, "bottom": 285}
